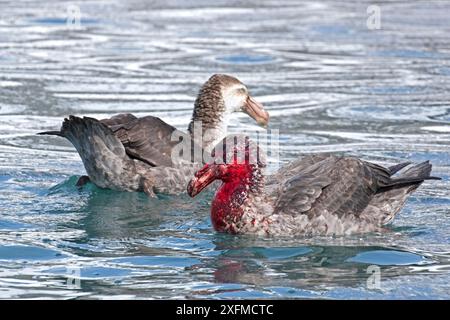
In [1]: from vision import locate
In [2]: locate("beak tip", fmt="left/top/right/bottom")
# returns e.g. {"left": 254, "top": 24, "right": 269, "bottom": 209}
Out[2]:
{"left": 187, "top": 180, "right": 196, "bottom": 197}
{"left": 189, "top": 164, "right": 217, "bottom": 197}
{"left": 258, "top": 113, "right": 269, "bottom": 128}
{"left": 244, "top": 96, "right": 270, "bottom": 128}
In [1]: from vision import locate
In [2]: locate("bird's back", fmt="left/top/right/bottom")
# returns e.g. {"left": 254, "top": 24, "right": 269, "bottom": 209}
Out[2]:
{"left": 264, "top": 155, "right": 439, "bottom": 235}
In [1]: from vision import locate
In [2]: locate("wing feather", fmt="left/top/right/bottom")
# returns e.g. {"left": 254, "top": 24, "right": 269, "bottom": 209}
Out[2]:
{"left": 102, "top": 115, "right": 199, "bottom": 167}
{"left": 272, "top": 157, "right": 385, "bottom": 218}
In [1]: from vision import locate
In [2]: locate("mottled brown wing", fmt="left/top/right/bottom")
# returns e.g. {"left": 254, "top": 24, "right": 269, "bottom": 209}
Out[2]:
{"left": 273, "top": 157, "right": 384, "bottom": 217}
{"left": 106, "top": 115, "right": 191, "bottom": 167}
{"left": 272, "top": 156, "right": 334, "bottom": 215}
{"left": 267, "top": 154, "right": 330, "bottom": 184}
{"left": 100, "top": 113, "right": 138, "bottom": 127}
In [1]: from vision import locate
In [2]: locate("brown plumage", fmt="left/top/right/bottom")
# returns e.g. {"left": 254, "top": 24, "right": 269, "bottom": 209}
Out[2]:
{"left": 189, "top": 74, "right": 240, "bottom": 132}
{"left": 187, "top": 136, "right": 441, "bottom": 236}
{"left": 38, "top": 75, "right": 269, "bottom": 196}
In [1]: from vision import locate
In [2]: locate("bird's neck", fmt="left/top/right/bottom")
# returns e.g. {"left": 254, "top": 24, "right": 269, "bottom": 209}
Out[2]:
{"left": 211, "top": 168, "right": 264, "bottom": 234}
{"left": 188, "top": 113, "right": 230, "bottom": 152}
{"left": 188, "top": 92, "right": 229, "bottom": 151}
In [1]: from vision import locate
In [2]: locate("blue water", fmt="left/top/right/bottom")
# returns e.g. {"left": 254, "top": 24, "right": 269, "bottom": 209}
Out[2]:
{"left": 347, "top": 250, "right": 427, "bottom": 266}
{"left": 30, "top": 18, "right": 99, "bottom": 25}
{"left": 216, "top": 54, "right": 275, "bottom": 64}
{"left": 0, "top": 0, "right": 449, "bottom": 299}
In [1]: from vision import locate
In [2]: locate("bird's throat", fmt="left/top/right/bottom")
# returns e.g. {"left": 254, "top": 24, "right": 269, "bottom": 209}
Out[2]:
{"left": 188, "top": 114, "right": 229, "bottom": 152}
{"left": 210, "top": 168, "right": 263, "bottom": 234}
{"left": 211, "top": 180, "right": 249, "bottom": 233}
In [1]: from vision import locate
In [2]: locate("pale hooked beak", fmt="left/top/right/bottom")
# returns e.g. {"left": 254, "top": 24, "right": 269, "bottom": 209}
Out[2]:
{"left": 242, "top": 96, "right": 269, "bottom": 128}
{"left": 187, "top": 164, "right": 217, "bottom": 197}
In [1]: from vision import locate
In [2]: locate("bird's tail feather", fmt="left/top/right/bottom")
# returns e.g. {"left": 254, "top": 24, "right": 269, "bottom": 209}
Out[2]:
{"left": 39, "top": 115, "right": 139, "bottom": 191}
{"left": 379, "top": 161, "right": 440, "bottom": 192}
{"left": 388, "top": 162, "right": 411, "bottom": 175}
{"left": 37, "top": 130, "right": 63, "bottom": 136}
{"left": 365, "top": 161, "right": 440, "bottom": 225}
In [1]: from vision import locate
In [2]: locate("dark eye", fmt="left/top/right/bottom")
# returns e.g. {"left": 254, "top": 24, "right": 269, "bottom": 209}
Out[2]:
{"left": 237, "top": 88, "right": 247, "bottom": 95}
